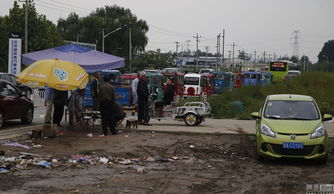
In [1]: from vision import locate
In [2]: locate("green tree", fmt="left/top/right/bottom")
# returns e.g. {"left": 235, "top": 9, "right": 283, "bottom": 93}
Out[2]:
{"left": 290, "top": 55, "right": 299, "bottom": 63}
{"left": 57, "top": 5, "right": 149, "bottom": 65}
{"left": 318, "top": 40, "right": 334, "bottom": 63}
{"left": 0, "top": 1, "right": 63, "bottom": 71}
{"left": 299, "top": 55, "right": 311, "bottom": 65}
{"left": 132, "top": 50, "right": 175, "bottom": 71}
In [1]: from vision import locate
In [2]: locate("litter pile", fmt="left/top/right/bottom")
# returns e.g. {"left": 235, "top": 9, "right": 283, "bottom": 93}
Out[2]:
{"left": 0, "top": 141, "right": 197, "bottom": 174}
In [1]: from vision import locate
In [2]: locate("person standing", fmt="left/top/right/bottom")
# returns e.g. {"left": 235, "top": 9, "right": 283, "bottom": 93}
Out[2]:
{"left": 44, "top": 86, "right": 54, "bottom": 125}
{"left": 68, "top": 89, "right": 86, "bottom": 126}
{"left": 137, "top": 71, "right": 150, "bottom": 125}
{"left": 131, "top": 73, "right": 139, "bottom": 105}
{"left": 163, "top": 77, "right": 175, "bottom": 105}
{"left": 99, "top": 74, "right": 118, "bottom": 136}
{"left": 91, "top": 72, "right": 100, "bottom": 111}
{"left": 52, "top": 89, "right": 68, "bottom": 127}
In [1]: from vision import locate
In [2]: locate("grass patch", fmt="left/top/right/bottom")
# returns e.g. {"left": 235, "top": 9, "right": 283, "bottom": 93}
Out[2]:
{"left": 208, "top": 71, "right": 334, "bottom": 119}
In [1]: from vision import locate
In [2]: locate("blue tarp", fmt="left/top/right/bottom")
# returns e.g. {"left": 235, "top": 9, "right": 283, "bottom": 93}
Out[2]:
{"left": 22, "top": 44, "right": 125, "bottom": 73}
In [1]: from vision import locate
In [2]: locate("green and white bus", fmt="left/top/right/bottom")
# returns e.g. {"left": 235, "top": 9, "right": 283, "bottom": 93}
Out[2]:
{"left": 268, "top": 60, "right": 292, "bottom": 82}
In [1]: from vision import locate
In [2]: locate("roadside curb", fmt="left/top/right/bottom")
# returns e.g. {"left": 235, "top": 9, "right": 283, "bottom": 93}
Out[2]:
{"left": 0, "top": 125, "right": 43, "bottom": 144}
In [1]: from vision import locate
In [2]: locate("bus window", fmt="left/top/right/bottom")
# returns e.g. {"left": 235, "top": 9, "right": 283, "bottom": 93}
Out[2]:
{"left": 270, "top": 62, "right": 287, "bottom": 72}
{"left": 185, "top": 77, "right": 199, "bottom": 85}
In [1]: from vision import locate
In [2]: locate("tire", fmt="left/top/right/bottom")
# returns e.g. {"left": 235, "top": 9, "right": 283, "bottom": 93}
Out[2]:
{"left": 257, "top": 154, "right": 266, "bottom": 161}
{"left": 21, "top": 107, "right": 34, "bottom": 124}
{"left": 184, "top": 113, "right": 198, "bottom": 126}
{"left": 317, "top": 155, "right": 328, "bottom": 165}
{"left": 195, "top": 116, "right": 203, "bottom": 126}
{"left": 0, "top": 111, "right": 3, "bottom": 128}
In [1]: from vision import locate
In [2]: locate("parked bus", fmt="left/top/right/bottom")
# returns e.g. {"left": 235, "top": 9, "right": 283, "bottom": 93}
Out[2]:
{"left": 268, "top": 60, "right": 292, "bottom": 82}
{"left": 184, "top": 73, "right": 213, "bottom": 97}
{"left": 243, "top": 71, "right": 260, "bottom": 86}
{"left": 211, "top": 71, "right": 234, "bottom": 93}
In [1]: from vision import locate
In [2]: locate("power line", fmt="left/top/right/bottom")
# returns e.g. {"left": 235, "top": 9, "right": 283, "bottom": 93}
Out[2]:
{"left": 46, "top": 0, "right": 92, "bottom": 12}
{"left": 148, "top": 24, "right": 193, "bottom": 36}
{"left": 149, "top": 28, "right": 191, "bottom": 38}
{"left": 35, "top": 0, "right": 90, "bottom": 14}
{"left": 34, "top": 3, "right": 87, "bottom": 17}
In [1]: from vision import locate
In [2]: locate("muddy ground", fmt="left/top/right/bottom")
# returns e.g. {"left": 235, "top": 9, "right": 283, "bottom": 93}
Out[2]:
{"left": 0, "top": 129, "right": 334, "bottom": 194}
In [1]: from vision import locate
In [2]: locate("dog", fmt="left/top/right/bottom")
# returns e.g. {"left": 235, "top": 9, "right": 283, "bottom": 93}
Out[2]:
{"left": 126, "top": 119, "right": 138, "bottom": 129}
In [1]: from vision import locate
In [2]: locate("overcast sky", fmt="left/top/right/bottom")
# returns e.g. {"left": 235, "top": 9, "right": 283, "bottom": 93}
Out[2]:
{"left": 1, "top": 0, "right": 334, "bottom": 62}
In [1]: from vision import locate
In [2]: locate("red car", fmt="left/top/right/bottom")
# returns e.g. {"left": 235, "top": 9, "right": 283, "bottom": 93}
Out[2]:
{"left": 0, "top": 80, "right": 34, "bottom": 128}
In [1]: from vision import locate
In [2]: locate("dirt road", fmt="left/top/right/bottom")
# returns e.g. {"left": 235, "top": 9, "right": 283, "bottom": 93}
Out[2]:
{"left": 1, "top": 129, "right": 334, "bottom": 194}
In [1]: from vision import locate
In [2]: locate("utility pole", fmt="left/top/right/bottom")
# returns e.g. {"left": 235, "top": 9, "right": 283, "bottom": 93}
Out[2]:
{"left": 129, "top": 24, "right": 132, "bottom": 72}
{"left": 175, "top": 41, "right": 180, "bottom": 66}
{"left": 228, "top": 50, "right": 232, "bottom": 70}
{"left": 205, "top": 46, "right": 209, "bottom": 68}
{"left": 19, "top": 0, "right": 33, "bottom": 53}
{"left": 254, "top": 50, "right": 257, "bottom": 64}
{"left": 175, "top": 41, "right": 180, "bottom": 54}
{"left": 263, "top": 51, "right": 266, "bottom": 70}
{"left": 102, "top": 28, "right": 105, "bottom": 52}
{"left": 193, "top": 33, "right": 201, "bottom": 72}
{"left": 231, "top": 42, "right": 236, "bottom": 66}
{"left": 222, "top": 29, "right": 225, "bottom": 69}
{"left": 216, "top": 33, "right": 221, "bottom": 71}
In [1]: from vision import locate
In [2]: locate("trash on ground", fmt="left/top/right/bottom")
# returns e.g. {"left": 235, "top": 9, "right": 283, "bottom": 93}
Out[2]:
{"left": 87, "top": 133, "right": 93, "bottom": 137}
{"left": 32, "top": 144, "right": 42, "bottom": 148}
{"left": 99, "top": 157, "right": 108, "bottom": 164}
{"left": 3, "top": 142, "right": 32, "bottom": 149}
{"left": 136, "top": 167, "right": 145, "bottom": 174}
{"left": 145, "top": 157, "right": 155, "bottom": 162}
{"left": 118, "top": 159, "right": 132, "bottom": 165}
{"left": 37, "top": 160, "right": 52, "bottom": 168}
{"left": 155, "top": 156, "right": 169, "bottom": 162}
{"left": 0, "top": 168, "right": 9, "bottom": 174}
{"left": 189, "top": 145, "right": 195, "bottom": 148}
{"left": 19, "top": 152, "right": 41, "bottom": 157}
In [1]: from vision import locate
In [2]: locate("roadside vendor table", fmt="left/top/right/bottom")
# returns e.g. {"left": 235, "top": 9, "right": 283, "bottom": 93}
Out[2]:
{"left": 81, "top": 111, "right": 101, "bottom": 131}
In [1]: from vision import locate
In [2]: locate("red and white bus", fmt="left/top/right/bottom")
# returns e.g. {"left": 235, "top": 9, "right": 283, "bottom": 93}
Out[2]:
{"left": 184, "top": 73, "right": 214, "bottom": 97}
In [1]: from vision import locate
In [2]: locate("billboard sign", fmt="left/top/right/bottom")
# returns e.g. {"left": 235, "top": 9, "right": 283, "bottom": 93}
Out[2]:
{"left": 8, "top": 32, "right": 22, "bottom": 75}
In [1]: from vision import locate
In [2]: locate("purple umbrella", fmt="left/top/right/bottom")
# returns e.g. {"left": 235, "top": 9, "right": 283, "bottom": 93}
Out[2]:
{"left": 22, "top": 44, "right": 125, "bottom": 73}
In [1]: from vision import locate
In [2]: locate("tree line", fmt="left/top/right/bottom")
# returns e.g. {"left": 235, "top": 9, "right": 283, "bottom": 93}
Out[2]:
{"left": 0, "top": 1, "right": 333, "bottom": 72}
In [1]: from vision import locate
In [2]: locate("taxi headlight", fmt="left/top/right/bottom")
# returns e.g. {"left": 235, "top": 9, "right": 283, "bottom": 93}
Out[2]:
{"left": 311, "top": 125, "right": 326, "bottom": 139}
{"left": 260, "top": 124, "right": 276, "bottom": 138}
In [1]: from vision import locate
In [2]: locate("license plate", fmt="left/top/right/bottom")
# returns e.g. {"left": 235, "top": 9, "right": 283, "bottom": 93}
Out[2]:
{"left": 282, "top": 142, "right": 304, "bottom": 149}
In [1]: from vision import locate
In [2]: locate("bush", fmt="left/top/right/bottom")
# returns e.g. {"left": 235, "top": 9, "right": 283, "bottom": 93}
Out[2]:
{"left": 208, "top": 71, "right": 334, "bottom": 119}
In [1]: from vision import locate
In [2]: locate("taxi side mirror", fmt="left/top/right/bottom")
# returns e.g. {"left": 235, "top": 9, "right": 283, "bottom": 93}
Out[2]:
{"left": 323, "top": 114, "right": 333, "bottom": 121}
{"left": 251, "top": 112, "right": 261, "bottom": 119}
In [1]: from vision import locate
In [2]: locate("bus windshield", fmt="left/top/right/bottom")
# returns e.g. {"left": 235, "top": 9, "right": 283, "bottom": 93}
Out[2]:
{"left": 270, "top": 62, "right": 287, "bottom": 72}
{"left": 185, "top": 77, "right": 199, "bottom": 85}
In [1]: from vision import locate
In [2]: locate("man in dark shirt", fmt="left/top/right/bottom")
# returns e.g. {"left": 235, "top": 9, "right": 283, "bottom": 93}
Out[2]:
{"left": 99, "top": 74, "right": 118, "bottom": 136}
{"left": 164, "top": 77, "right": 175, "bottom": 105}
{"left": 52, "top": 89, "right": 68, "bottom": 127}
{"left": 137, "top": 71, "right": 150, "bottom": 125}
{"left": 91, "top": 72, "right": 100, "bottom": 111}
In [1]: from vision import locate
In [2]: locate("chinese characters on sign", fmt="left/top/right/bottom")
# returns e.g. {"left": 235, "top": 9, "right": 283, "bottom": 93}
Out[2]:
{"left": 8, "top": 36, "right": 22, "bottom": 76}
{"left": 306, "top": 184, "right": 334, "bottom": 194}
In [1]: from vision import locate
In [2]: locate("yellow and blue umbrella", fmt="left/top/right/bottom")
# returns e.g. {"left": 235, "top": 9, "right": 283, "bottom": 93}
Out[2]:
{"left": 17, "top": 58, "right": 89, "bottom": 91}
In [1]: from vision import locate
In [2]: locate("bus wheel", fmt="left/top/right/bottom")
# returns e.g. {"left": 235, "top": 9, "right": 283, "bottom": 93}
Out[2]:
{"left": 184, "top": 113, "right": 198, "bottom": 126}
